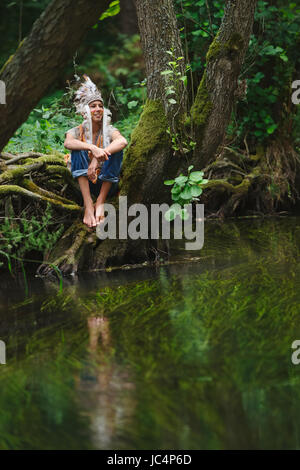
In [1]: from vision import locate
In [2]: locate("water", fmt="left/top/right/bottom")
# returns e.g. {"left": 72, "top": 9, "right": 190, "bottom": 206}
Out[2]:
{"left": 1, "top": 217, "right": 300, "bottom": 450}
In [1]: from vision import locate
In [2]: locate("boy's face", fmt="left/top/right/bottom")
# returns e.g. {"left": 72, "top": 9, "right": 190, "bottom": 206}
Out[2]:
{"left": 89, "top": 100, "right": 104, "bottom": 123}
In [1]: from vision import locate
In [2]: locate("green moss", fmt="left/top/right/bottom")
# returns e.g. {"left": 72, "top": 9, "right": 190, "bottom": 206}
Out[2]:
{"left": 204, "top": 177, "right": 251, "bottom": 194}
{"left": 0, "top": 165, "right": 32, "bottom": 184}
{"left": 121, "top": 99, "right": 168, "bottom": 194}
{"left": 0, "top": 184, "right": 27, "bottom": 196}
{"left": 22, "top": 156, "right": 65, "bottom": 166}
{"left": 206, "top": 32, "right": 244, "bottom": 63}
{"left": 191, "top": 71, "right": 213, "bottom": 130}
{"left": 184, "top": 114, "right": 191, "bottom": 130}
{"left": 206, "top": 32, "right": 221, "bottom": 62}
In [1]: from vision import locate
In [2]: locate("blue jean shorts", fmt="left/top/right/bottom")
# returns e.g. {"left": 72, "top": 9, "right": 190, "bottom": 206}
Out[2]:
{"left": 71, "top": 149, "right": 123, "bottom": 198}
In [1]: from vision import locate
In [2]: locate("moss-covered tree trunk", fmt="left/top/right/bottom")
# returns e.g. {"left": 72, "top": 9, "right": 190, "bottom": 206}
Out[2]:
{"left": 0, "top": 0, "right": 111, "bottom": 151}
{"left": 121, "top": 0, "right": 187, "bottom": 206}
{"left": 191, "top": 0, "right": 257, "bottom": 168}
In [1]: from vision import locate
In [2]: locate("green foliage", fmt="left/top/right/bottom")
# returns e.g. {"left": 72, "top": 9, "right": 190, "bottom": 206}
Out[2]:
{"left": 5, "top": 92, "right": 82, "bottom": 154}
{"left": 164, "top": 166, "right": 208, "bottom": 221}
{"left": 176, "top": 0, "right": 300, "bottom": 146}
{"left": 161, "top": 49, "right": 195, "bottom": 154}
{"left": 232, "top": 0, "right": 300, "bottom": 144}
{"left": 160, "top": 49, "right": 189, "bottom": 106}
{"left": 175, "top": 0, "right": 224, "bottom": 72}
{"left": 99, "top": 0, "right": 120, "bottom": 21}
{"left": 5, "top": 34, "right": 146, "bottom": 152}
{"left": 166, "top": 127, "right": 196, "bottom": 154}
{"left": 0, "top": 204, "right": 64, "bottom": 263}
{"left": 79, "top": 34, "right": 146, "bottom": 142}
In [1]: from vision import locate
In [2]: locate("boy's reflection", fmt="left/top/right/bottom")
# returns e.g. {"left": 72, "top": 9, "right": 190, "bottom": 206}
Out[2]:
{"left": 76, "top": 315, "right": 135, "bottom": 449}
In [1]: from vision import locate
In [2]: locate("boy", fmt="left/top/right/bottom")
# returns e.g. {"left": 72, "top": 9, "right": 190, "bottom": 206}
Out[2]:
{"left": 64, "top": 76, "right": 127, "bottom": 227}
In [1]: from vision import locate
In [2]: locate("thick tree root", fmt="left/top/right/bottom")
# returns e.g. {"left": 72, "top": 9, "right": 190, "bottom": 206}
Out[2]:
{"left": 0, "top": 184, "right": 81, "bottom": 212}
{"left": 199, "top": 139, "right": 300, "bottom": 216}
{"left": 37, "top": 221, "right": 96, "bottom": 276}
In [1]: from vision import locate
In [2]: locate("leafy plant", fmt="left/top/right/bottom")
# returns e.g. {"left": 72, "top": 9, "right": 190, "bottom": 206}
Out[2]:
{"left": 0, "top": 204, "right": 64, "bottom": 261}
{"left": 164, "top": 165, "right": 208, "bottom": 221}
{"left": 160, "top": 48, "right": 189, "bottom": 106}
{"left": 161, "top": 49, "right": 195, "bottom": 154}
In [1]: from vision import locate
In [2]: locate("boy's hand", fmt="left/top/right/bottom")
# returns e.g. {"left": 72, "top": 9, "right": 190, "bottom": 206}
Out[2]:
{"left": 88, "top": 158, "right": 99, "bottom": 183}
{"left": 90, "top": 145, "right": 110, "bottom": 162}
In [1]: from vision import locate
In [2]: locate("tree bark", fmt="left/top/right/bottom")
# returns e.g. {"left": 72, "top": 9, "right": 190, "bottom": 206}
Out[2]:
{"left": 118, "top": 0, "right": 138, "bottom": 36}
{"left": 0, "top": 0, "right": 111, "bottom": 151}
{"left": 121, "top": 0, "right": 187, "bottom": 206}
{"left": 191, "top": 0, "right": 257, "bottom": 167}
{"left": 136, "top": 0, "right": 186, "bottom": 121}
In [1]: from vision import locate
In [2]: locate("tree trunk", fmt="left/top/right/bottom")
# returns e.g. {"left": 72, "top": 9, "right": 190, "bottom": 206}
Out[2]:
{"left": 0, "top": 0, "right": 111, "bottom": 152}
{"left": 191, "top": 0, "right": 257, "bottom": 167}
{"left": 121, "top": 0, "right": 187, "bottom": 206}
{"left": 118, "top": 0, "right": 138, "bottom": 36}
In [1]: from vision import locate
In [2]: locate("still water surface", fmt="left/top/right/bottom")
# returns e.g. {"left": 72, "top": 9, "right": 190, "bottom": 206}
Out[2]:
{"left": 1, "top": 217, "right": 300, "bottom": 449}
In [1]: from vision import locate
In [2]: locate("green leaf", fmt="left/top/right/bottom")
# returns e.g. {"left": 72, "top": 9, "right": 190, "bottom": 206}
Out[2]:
{"left": 175, "top": 175, "right": 188, "bottom": 184}
{"left": 171, "top": 184, "right": 181, "bottom": 193}
{"left": 100, "top": 0, "right": 120, "bottom": 20}
{"left": 179, "top": 75, "right": 188, "bottom": 87}
{"left": 168, "top": 98, "right": 177, "bottom": 105}
{"left": 188, "top": 165, "right": 194, "bottom": 172}
{"left": 164, "top": 179, "right": 175, "bottom": 186}
{"left": 171, "top": 193, "right": 181, "bottom": 202}
{"left": 161, "top": 70, "right": 173, "bottom": 75}
{"left": 267, "top": 124, "right": 278, "bottom": 134}
{"left": 127, "top": 100, "right": 138, "bottom": 109}
{"left": 180, "top": 186, "right": 193, "bottom": 200}
{"left": 189, "top": 171, "right": 204, "bottom": 182}
{"left": 166, "top": 88, "right": 175, "bottom": 96}
{"left": 191, "top": 186, "right": 203, "bottom": 197}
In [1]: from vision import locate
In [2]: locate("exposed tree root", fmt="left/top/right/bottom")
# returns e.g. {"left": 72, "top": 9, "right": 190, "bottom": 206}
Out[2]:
{"left": 0, "top": 185, "right": 81, "bottom": 212}
{"left": 200, "top": 138, "right": 300, "bottom": 216}
{"left": 37, "top": 221, "right": 96, "bottom": 276}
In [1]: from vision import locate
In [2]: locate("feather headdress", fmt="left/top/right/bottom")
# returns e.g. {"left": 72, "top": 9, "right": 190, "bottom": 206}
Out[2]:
{"left": 73, "top": 74, "right": 113, "bottom": 148}
{"left": 74, "top": 74, "right": 103, "bottom": 115}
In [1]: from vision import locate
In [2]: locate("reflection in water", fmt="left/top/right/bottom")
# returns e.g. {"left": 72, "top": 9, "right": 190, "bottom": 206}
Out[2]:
{"left": 1, "top": 218, "right": 300, "bottom": 449}
{"left": 76, "top": 315, "right": 136, "bottom": 449}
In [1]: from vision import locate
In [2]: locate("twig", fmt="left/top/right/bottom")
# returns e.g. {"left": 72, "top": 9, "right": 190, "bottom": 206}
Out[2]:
{"left": 205, "top": 0, "right": 215, "bottom": 38}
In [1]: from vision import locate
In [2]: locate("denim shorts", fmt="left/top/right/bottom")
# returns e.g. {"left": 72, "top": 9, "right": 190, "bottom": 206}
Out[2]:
{"left": 71, "top": 149, "right": 123, "bottom": 198}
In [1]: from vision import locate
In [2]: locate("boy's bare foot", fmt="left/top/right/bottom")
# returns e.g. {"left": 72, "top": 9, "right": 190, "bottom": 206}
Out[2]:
{"left": 95, "top": 200, "right": 105, "bottom": 225}
{"left": 83, "top": 205, "right": 97, "bottom": 227}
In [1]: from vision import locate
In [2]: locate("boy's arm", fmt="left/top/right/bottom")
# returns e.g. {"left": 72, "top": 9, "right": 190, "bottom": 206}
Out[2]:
{"left": 104, "top": 130, "right": 128, "bottom": 154}
{"left": 64, "top": 132, "right": 110, "bottom": 161}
